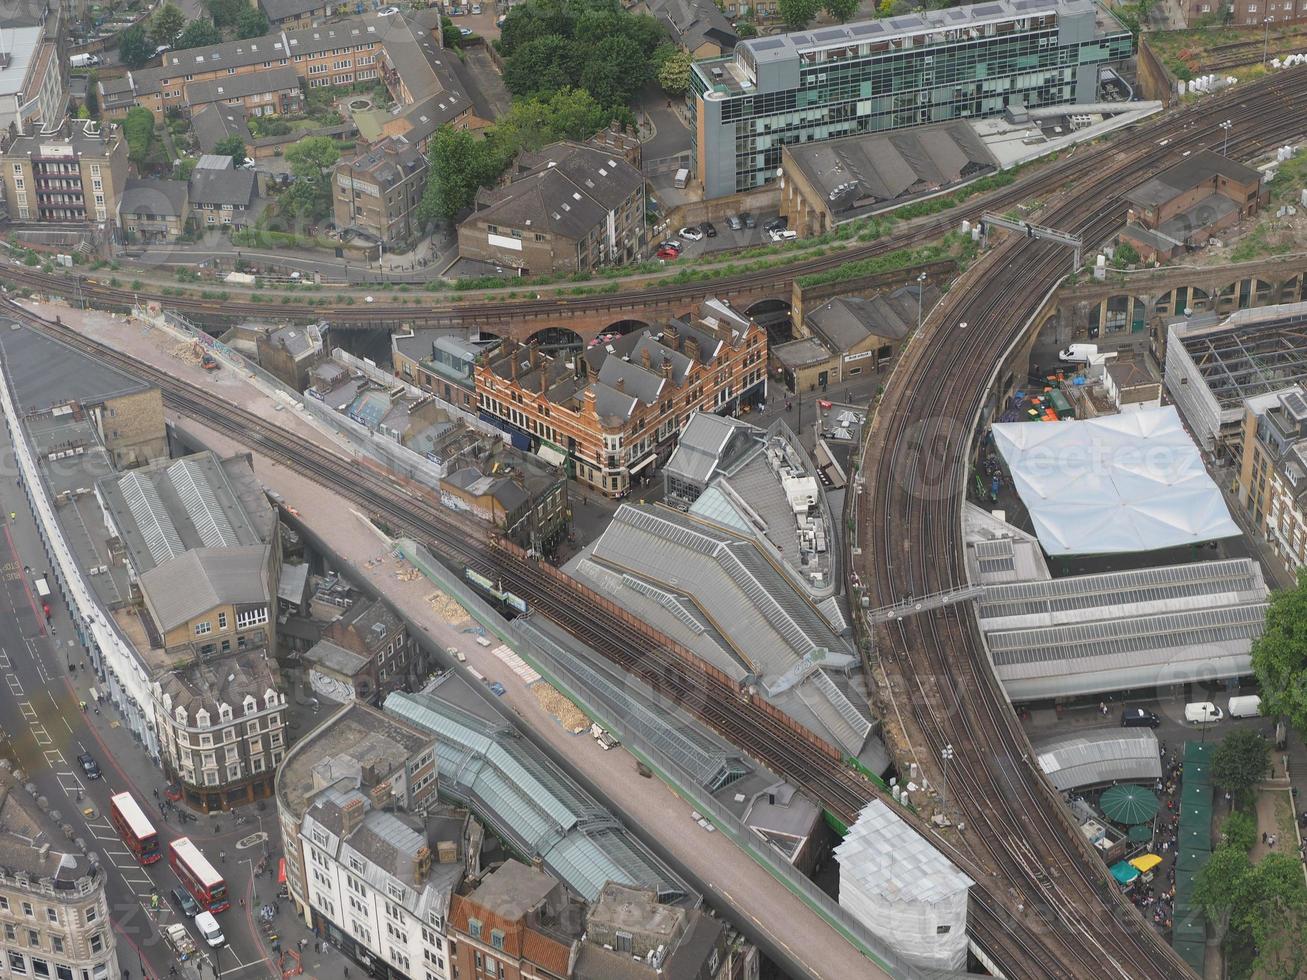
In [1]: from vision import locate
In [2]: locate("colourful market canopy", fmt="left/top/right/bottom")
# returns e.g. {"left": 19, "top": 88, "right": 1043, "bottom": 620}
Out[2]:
{"left": 1100, "top": 784, "right": 1160, "bottom": 824}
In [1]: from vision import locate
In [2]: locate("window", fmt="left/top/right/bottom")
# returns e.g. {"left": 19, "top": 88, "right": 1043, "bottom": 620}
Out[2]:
{"left": 194, "top": 621, "right": 212, "bottom": 636}
{"left": 28, "top": 930, "right": 39, "bottom": 946}
{"left": 936, "top": 924, "right": 952, "bottom": 935}
{"left": 0, "top": 897, "right": 8, "bottom": 910}
{"left": 50, "top": 939, "right": 62, "bottom": 955}
{"left": 55, "top": 966, "right": 71, "bottom": 980}
{"left": 45, "top": 909, "right": 56, "bottom": 923}
{"left": 31, "top": 960, "right": 48, "bottom": 978}
{"left": 490, "top": 929, "right": 504, "bottom": 951}
{"left": 468, "top": 918, "right": 482, "bottom": 940}
{"left": 217, "top": 611, "right": 228, "bottom": 630}
{"left": 9, "top": 952, "right": 26, "bottom": 974}
{"left": 236, "top": 607, "right": 268, "bottom": 629}
{"left": 348, "top": 856, "right": 364, "bottom": 874}
{"left": 22, "top": 902, "right": 32, "bottom": 917}
{"left": 5, "top": 925, "right": 14, "bottom": 941}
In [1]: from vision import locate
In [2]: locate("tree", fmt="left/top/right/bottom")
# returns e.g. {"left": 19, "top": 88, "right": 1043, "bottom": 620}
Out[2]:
{"left": 214, "top": 136, "right": 247, "bottom": 165}
{"left": 736, "top": 20, "right": 758, "bottom": 37}
{"left": 118, "top": 25, "right": 155, "bottom": 69}
{"left": 85, "top": 74, "right": 100, "bottom": 118}
{"left": 123, "top": 107, "right": 156, "bottom": 167}
{"left": 502, "top": 34, "right": 576, "bottom": 98}
{"left": 205, "top": 0, "right": 246, "bottom": 28}
{"left": 655, "top": 48, "right": 692, "bottom": 96}
{"left": 1212, "top": 729, "right": 1272, "bottom": 807}
{"left": 1219, "top": 808, "right": 1257, "bottom": 853}
{"left": 1194, "top": 845, "right": 1253, "bottom": 942}
{"left": 236, "top": 7, "right": 270, "bottom": 38}
{"left": 175, "top": 18, "right": 223, "bottom": 51}
{"left": 285, "top": 136, "right": 341, "bottom": 181}
{"left": 824, "top": 0, "right": 859, "bottom": 22}
{"left": 778, "top": 0, "right": 819, "bottom": 30}
{"left": 496, "top": 87, "right": 612, "bottom": 152}
{"left": 578, "top": 34, "right": 649, "bottom": 108}
{"left": 1252, "top": 568, "right": 1307, "bottom": 733}
{"left": 417, "top": 127, "right": 510, "bottom": 226}
{"left": 149, "top": 3, "right": 186, "bottom": 49}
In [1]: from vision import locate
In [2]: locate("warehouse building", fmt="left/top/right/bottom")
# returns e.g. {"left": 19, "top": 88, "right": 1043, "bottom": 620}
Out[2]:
{"left": 977, "top": 558, "right": 1268, "bottom": 701}
{"left": 689, "top": 0, "right": 1132, "bottom": 197}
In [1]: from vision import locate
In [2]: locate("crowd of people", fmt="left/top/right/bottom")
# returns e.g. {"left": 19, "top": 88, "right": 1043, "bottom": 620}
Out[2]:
{"left": 1126, "top": 743, "right": 1185, "bottom": 932}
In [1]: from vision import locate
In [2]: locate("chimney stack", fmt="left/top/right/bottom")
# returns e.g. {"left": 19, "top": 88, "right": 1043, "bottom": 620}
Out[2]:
{"left": 661, "top": 357, "right": 672, "bottom": 379}
{"left": 664, "top": 324, "right": 680, "bottom": 351}
{"left": 685, "top": 336, "right": 701, "bottom": 362}
{"left": 640, "top": 346, "right": 652, "bottom": 370}
{"left": 614, "top": 377, "right": 625, "bottom": 392}
{"left": 539, "top": 370, "right": 548, "bottom": 396}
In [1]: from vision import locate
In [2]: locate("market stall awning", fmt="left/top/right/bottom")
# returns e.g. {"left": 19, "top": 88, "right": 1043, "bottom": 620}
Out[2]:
{"left": 1130, "top": 853, "right": 1163, "bottom": 874}
{"left": 1110, "top": 861, "right": 1140, "bottom": 885}
{"left": 1100, "top": 784, "right": 1160, "bottom": 824}
{"left": 1127, "top": 824, "right": 1154, "bottom": 843}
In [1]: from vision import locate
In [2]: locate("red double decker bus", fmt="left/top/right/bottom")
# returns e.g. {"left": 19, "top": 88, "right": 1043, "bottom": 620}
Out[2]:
{"left": 109, "top": 793, "right": 161, "bottom": 865}
{"left": 169, "top": 837, "right": 229, "bottom": 912}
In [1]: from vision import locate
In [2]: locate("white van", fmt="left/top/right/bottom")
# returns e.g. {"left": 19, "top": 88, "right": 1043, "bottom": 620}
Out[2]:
{"left": 1227, "top": 694, "right": 1262, "bottom": 718}
{"left": 1184, "top": 701, "right": 1224, "bottom": 724}
{"left": 194, "top": 911, "right": 225, "bottom": 947}
{"left": 69, "top": 54, "right": 101, "bottom": 68}
{"left": 673, "top": 168, "right": 690, "bottom": 189}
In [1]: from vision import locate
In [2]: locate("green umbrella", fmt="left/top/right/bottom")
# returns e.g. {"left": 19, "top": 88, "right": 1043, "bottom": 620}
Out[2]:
{"left": 1100, "top": 784, "right": 1160, "bottom": 824}
{"left": 1128, "top": 823, "right": 1154, "bottom": 843}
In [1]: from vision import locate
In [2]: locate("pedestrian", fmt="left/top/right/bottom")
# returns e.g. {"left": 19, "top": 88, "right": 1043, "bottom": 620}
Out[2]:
{"left": 1263, "top": 831, "right": 1269, "bottom": 844}
{"left": 274, "top": 901, "right": 280, "bottom": 916}
{"left": 152, "top": 788, "right": 159, "bottom": 800}
{"left": 219, "top": 849, "right": 226, "bottom": 863}
{"left": 239, "top": 898, "right": 245, "bottom": 908}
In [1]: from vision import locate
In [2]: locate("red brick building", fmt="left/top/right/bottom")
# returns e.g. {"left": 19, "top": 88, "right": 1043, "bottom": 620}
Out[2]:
{"left": 474, "top": 299, "right": 768, "bottom": 497}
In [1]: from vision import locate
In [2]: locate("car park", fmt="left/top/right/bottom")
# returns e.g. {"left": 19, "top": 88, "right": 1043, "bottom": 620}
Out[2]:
{"left": 170, "top": 887, "right": 201, "bottom": 918}
{"left": 726, "top": 215, "right": 743, "bottom": 231}
{"left": 742, "top": 213, "right": 757, "bottom": 229}
{"left": 764, "top": 216, "right": 788, "bottom": 232}
{"left": 677, "top": 226, "right": 704, "bottom": 241}
{"left": 78, "top": 753, "right": 101, "bottom": 779}
{"left": 702, "top": 221, "right": 717, "bottom": 238}
{"left": 1120, "top": 707, "right": 1160, "bottom": 728}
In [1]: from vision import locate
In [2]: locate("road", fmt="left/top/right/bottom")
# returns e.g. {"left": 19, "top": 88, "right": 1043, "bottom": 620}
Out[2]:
{"left": 0, "top": 420, "right": 280, "bottom": 980}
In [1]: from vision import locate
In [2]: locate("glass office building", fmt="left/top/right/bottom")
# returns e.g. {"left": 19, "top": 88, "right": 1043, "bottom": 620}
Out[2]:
{"left": 690, "top": 0, "right": 1133, "bottom": 198}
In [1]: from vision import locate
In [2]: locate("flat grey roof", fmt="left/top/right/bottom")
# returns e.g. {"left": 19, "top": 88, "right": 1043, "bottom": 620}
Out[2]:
{"left": 1034, "top": 727, "right": 1161, "bottom": 792}
{"left": 0, "top": 321, "right": 150, "bottom": 415}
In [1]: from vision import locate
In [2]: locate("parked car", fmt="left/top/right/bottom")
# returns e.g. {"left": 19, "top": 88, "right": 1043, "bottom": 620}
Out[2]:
{"left": 657, "top": 246, "right": 680, "bottom": 259}
{"left": 769, "top": 228, "right": 797, "bottom": 242}
{"left": 764, "top": 216, "right": 788, "bottom": 232}
{"left": 378, "top": 5, "right": 400, "bottom": 13}
{"left": 459, "top": 26, "right": 473, "bottom": 35}
{"left": 726, "top": 215, "right": 743, "bottom": 231}
{"left": 489, "top": 682, "right": 506, "bottom": 696}
{"left": 77, "top": 753, "right": 101, "bottom": 779}
{"left": 471, "top": 3, "right": 482, "bottom": 11}
{"left": 657, "top": 240, "right": 681, "bottom": 253}
{"left": 702, "top": 221, "right": 717, "bottom": 238}
{"left": 1120, "top": 707, "right": 1160, "bottom": 728}
{"left": 170, "top": 888, "right": 201, "bottom": 918}
{"left": 742, "top": 213, "right": 757, "bottom": 229}
{"left": 677, "top": 226, "right": 704, "bottom": 241}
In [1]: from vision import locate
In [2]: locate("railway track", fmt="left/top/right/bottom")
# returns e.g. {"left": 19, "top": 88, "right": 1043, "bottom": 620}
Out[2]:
{"left": 3, "top": 69, "right": 1303, "bottom": 978}
{"left": 863, "top": 64, "right": 1307, "bottom": 980}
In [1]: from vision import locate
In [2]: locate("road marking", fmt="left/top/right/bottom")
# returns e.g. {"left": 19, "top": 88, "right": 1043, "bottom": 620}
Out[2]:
{"left": 0, "top": 652, "right": 10, "bottom": 668}
{"left": 235, "top": 832, "right": 267, "bottom": 850}
{"left": 45, "top": 751, "right": 68, "bottom": 769}
{"left": 18, "top": 702, "right": 37, "bottom": 721}
{"left": 31, "top": 725, "right": 51, "bottom": 746}
{"left": 6, "top": 673, "right": 25, "bottom": 696}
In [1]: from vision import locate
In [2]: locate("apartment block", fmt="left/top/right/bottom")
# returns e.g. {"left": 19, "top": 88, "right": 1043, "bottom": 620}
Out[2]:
{"left": 183, "top": 66, "right": 304, "bottom": 117}
{"left": 457, "top": 141, "right": 645, "bottom": 277}
{"left": 320, "top": 597, "right": 426, "bottom": 700}
{"left": 1238, "top": 384, "right": 1307, "bottom": 572}
{"left": 474, "top": 299, "right": 767, "bottom": 497}
{"left": 0, "top": 770, "right": 120, "bottom": 980}
{"left": 391, "top": 330, "right": 487, "bottom": 413}
{"left": 0, "top": 7, "right": 66, "bottom": 137}
{"left": 1224, "top": 0, "right": 1307, "bottom": 25}
{"left": 333, "top": 137, "right": 428, "bottom": 245}
{"left": 0, "top": 119, "right": 127, "bottom": 225}
{"left": 690, "top": 0, "right": 1132, "bottom": 197}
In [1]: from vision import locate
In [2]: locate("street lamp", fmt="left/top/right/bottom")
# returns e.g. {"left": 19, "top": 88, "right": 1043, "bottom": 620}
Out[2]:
{"left": 916, "top": 271, "right": 928, "bottom": 330}
{"left": 1219, "top": 119, "right": 1233, "bottom": 157}
{"left": 940, "top": 743, "right": 955, "bottom": 816}
{"left": 1264, "top": 16, "right": 1273, "bottom": 66}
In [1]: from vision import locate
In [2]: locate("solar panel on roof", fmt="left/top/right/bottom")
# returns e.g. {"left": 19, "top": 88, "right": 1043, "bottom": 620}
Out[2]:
{"left": 1281, "top": 389, "right": 1307, "bottom": 420}
{"left": 972, "top": 2, "right": 1004, "bottom": 12}
{"left": 813, "top": 28, "right": 846, "bottom": 40}
{"left": 946, "top": 7, "right": 969, "bottom": 18}
{"left": 888, "top": 15, "right": 923, "bottom": 26}
{"left": 752, "top": 37, "right": 785, "bottom": 49}
{"left": 850, "top": 21, "right": 885, "bottom": 34}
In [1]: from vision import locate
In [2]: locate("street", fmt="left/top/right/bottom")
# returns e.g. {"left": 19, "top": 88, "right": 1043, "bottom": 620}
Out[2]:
{"left": 0, "top": 418, "right": 286, "bottom": 980}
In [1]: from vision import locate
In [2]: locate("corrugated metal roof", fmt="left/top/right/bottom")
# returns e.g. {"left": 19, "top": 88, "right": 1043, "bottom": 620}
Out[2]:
{"left": 1034, "top": 728, "right": 1161, "bottom": 792}
{"left": 384, "top": 692, "right": 690, "bottom": 905}
{"left": 138, "top": 546, "right": 271, "bottom": 631}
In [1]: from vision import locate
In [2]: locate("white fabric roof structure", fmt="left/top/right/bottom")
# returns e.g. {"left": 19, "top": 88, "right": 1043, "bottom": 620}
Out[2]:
{"left": 991, "top": 406, "right": 1240, "bottom": 556}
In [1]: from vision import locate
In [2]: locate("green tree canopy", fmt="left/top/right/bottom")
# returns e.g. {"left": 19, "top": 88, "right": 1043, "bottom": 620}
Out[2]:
{"left": 496, "top": 87, "right": 614, "bottom": 151}
{"left": 655, "top": 47, "right": 693, "bottom": 96}
{"left": 502, "top": 35, "right": 577, "bottom": 99}
{"left": 417, "top": 127, "right": 512, "bottom": 226}
{"left": 778, "top": 0, "right": 819, "bottom": 30}
{"left": 205, "top": 0, "right": 246, "bottom": 28}
{"left": 279, "top": 136, "right": 342, "bottom": 223}
{"left": 214, "top": 136, "right": 247, "bottom": 164}
{"left": 1252, "top": 567, "right": 1307, "bottom": 733}
{"left": 824, "top": 0, "right": 860, "bottom": 22}
{"left": 123, "top": 107, "right": 156, "bottom": 166}
{"left": 1212, "top": 729, "right": 1272, "bottom": 807}
{"left": 149, "top": 3, "right": 186, "bottom": 49}
{"left": 118, "top": 25, "right": 155, "bottom": 69}
{"left": 236, "top": 7, "right": 270, "bottom": 38}
{"left": 285, "top": 136, "right": 341, "bottom": 180}
{"left": 176, "top": 18, "right": 223, "bottom": 51}
{"left": 85, "top": 74, "right": 100, "bottom": 118}
{"left": 736, "top": 20, "right": 757, "bottom": 37}
{"left": 1194, "top": 845, "right": 1253, "bottom": 941}
{"left": 1219, "top": 808, "right": 1257, "bottom": 853}
{"left": 1197, "top": 848, "right": 1307, "bottom": 973}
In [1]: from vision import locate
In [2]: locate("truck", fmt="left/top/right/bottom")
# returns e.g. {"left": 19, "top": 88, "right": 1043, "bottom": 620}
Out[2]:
{"left": 163, "top": 923, "right": 197, "bottom": 961}
{"left": 590, "top": 723, "right": 619, "bottom": 750}
{"left": 69, "top": 54, "right": 101, "bottom": 68}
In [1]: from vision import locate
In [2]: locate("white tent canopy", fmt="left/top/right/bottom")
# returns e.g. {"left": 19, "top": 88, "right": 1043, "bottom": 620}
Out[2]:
{"left": 991, "top": 406, "right": 1240, "bottom": 556}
